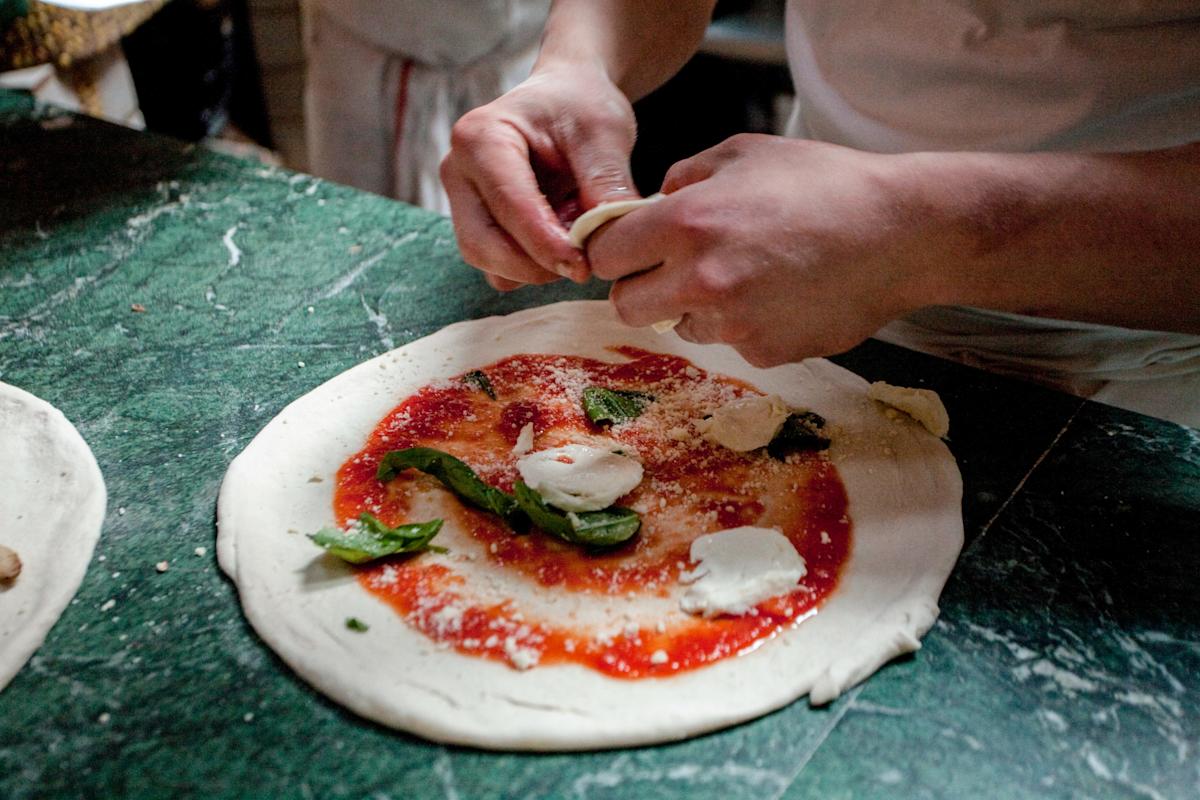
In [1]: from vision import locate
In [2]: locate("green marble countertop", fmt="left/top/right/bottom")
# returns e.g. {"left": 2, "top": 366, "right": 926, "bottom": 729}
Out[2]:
{"left": 1, "top": 92, "right": 1197, "bottom": 800}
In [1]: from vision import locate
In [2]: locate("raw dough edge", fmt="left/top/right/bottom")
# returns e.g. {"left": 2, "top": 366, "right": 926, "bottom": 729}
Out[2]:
{"left": 217, "top": 300, "right": 963, "bottom": 750}
{"left": 567, "top": 193, "right": 665, "bottom": 248}
{"left": 0, "top": 383, "right": 107, "bottom": 691}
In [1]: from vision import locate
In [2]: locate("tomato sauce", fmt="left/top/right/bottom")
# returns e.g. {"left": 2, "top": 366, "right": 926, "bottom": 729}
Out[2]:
{"left": 333, "top": 349, "right": 852, "bottom": 679}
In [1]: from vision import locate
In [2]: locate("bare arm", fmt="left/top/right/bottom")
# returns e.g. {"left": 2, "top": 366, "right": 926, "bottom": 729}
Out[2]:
{"left": 536, "top": 0, "right": 717, "bottom": 101}
{"left": 910, "top": 144, "right": 1200, "bottom": 333}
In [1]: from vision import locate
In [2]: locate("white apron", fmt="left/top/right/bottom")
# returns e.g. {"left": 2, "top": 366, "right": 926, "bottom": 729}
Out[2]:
{"left": 304, "top": 0, "right": 549, "bottom": 214}
{"left": 785, "top": 0, "right": 1200, "bottom": 427}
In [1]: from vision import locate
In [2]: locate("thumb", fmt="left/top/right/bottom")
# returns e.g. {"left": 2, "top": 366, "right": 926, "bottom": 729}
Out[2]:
{"left": 661, "top": 150, "right": 725, "bottom": 194}
{"left": 660, "top": 135, "right": 755, "bottom": 193}
{"left": 565, "top": 115, "right": 640, "bottom": 208}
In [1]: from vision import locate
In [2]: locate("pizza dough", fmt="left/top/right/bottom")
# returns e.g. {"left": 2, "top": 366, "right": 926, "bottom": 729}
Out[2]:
{"left": 568, "top": 194, "right": 681, "bottom": 334}
{"left": 217, "top": 301, "right": 962, "bottom": 750}
{"left": 0, "top": 382, "right": 107, "bottom": 692}
{"left": 567, "top": 193, "right": 666, "bottom": 248}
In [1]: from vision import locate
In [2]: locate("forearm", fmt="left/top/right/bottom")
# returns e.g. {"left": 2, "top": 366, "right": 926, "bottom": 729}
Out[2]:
{"left": 902, "top": 144, "right": 1200, "bottom": 333}
{"left": 535, "top": 0, "right": 717, "bottom": 100}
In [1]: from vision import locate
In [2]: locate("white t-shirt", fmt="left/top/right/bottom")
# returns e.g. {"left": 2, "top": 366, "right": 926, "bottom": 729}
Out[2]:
{"left": 784, "top": 0, "right": 1200, "bottom": 426}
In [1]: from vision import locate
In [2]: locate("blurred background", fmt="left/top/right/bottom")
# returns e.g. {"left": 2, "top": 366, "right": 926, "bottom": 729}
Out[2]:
{"left": 0, "top": 0, "right": 792, "bottom": 209}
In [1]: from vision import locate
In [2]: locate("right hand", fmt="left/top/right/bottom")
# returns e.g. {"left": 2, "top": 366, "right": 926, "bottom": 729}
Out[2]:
{"left": 440, "top": 62, "right": 641, "bottom": 291}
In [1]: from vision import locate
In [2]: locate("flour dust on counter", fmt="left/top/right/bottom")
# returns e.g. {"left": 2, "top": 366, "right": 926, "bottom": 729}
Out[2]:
{"left": 0, "top": 382, "right": 107, "bottom": 691}
{"left": 217, "top": 301, "right": 963, "bottom": 750}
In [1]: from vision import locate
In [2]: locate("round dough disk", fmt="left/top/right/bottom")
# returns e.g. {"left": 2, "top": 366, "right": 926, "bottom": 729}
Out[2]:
{"left": 0, "top": 382, "right": 107, "bottom": 691}
{"left": 217, "top": 301, "right": 962, "bottom": 750}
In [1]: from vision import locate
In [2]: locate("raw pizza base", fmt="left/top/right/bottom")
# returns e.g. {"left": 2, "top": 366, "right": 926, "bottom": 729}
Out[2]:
{"left": 217, "top": 301, "right": 962, "bottom": 750}
{"left": 0, "top": 382, "right": 107, "bottom": 691}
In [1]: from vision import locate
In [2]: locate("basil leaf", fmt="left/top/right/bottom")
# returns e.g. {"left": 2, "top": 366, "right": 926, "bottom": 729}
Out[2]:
{"left": 513, "top": 481, "right": 640, "bottom": 548}
{"left": 376, "top": 447, "right": 522, "bottom": 526}
{"left": 582, "top": 387, "right": 655, "bottom": 425}
{"left": 375, "top": 448, "right": 636, "bottom": 547}
{"left": 767, "top": 411, "right": 831, "bottom": 460}
{"left": 308, "top": 513, "right": 443, "bottom": 563}
{"left": 462, "top": 369, "right": 496, "bottom": 400}
{"left": 345, "top": 617, "right": 370, "bottom": 632}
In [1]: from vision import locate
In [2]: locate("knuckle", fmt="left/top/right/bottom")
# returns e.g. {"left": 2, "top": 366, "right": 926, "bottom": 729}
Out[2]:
{"left": 607, "top": 278, "right": 630, "bottom": 307}
{"left": 713, "top": 134, "right": 747, "bottom": 158}
{"left": 661, "top": 159, "right": 694, "bottom": 191}
{"left": 572, "top": 98, "right": 634, "bottom": 138}
{"left": 663, "top": 203, "right": 715, "bottom": 245}
{"left": 725, "top": 132, "right": 770, "bottom": 152}
{"left": 609, "top": 294, "right": 638, "bottom": 327}
{"left": 450, "top": 111, "right": 488, "bottom": 151}
{"left": 689, "top": 260, "right": 740, "bottom": 302}
{"left": 682, "top": 316, "right": 720, "bottom": 344}
{"left": 725, "top": 132, "right": 754, "bottom": 149}
{"left": 608, "top": 282, "right": 650, "bottom": 327}
{"left": 438, "top": 154, "right": 456, "bottom": 184}
{"left": 588, "top": 254, "right": 620, "bottom": 282}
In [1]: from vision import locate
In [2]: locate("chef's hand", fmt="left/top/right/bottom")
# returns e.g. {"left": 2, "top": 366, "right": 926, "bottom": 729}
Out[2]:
{"left": 587, "top": 134, "right": 937, "bottom": 366}
{"left": 440, "top": 63, "right": 640, "bottom": 292}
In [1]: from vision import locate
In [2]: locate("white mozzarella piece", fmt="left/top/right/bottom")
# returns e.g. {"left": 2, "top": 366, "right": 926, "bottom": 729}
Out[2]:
{"left": 694, "top": 393, "right": 790, "bottom": 452}
{"left": 867, "top": 381, "right": 950, "bottom": 438}
{"left": 511, "top": 422, "right": 535, "bottom": 455}
{"left": 516, "top": 444, "right": 644, "bottom": 512}
{"left": 679, "top": 526, "right": 807, "bottom": 617}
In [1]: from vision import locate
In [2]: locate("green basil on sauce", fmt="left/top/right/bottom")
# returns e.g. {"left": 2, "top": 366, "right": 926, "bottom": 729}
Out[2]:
{"left": 766, "top": 411, "right": 831, "bottom": 460}
{"left": 512, "top": 481, "right": 640, "bottom": 548}
{"left": 308, "top": 513, "right": 444, "bottom": 563}
{"left": 581, "top": 387, "right": 654, "bottom": 426}
{"left": 375, "top": 446, "right": 642, "bottom": 548}
{"left": 376, "top": 447, "right": 522, "bottom": 526}
{"left": 462, "top": 369, "right": 496, "bottom": 400}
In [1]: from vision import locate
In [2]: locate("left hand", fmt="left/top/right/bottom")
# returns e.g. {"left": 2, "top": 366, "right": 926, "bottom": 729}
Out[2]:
{"left": 587, "top": 134, "right": 940, "bottom": 367}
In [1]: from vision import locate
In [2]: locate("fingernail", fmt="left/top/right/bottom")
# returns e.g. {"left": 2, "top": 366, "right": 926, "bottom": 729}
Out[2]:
{"left": 560, "top": 261, "right": 592, "bottom": 284}
{"left": 554, "top": 260, "right": 576, "bottom": 278}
